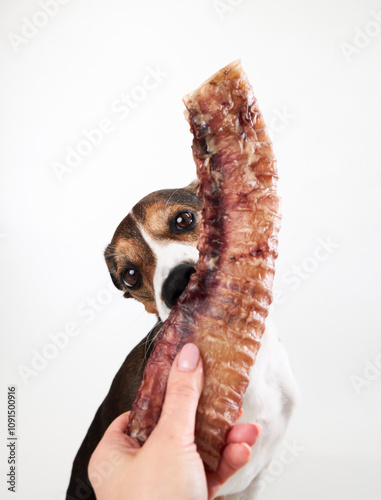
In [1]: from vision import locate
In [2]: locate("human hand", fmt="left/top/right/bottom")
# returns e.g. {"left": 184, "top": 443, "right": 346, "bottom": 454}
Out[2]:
{"left": 88, "top": 343, "right": 261, "bottom": 500}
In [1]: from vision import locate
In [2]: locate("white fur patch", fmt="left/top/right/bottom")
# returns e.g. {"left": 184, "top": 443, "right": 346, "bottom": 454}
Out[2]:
{"left": 138, "top": 226, "right": 199, "bottom": 321}
{"left": 219, "top": 318, "right": 299, "bottom": 497}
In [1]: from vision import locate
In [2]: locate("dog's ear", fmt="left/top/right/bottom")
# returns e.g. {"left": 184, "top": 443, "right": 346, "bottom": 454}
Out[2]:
{"left": 104, "top": 244, "right": 132, "bottom": 299}
{"left": 184, "top": 180, "right": 200, "bottom": 196}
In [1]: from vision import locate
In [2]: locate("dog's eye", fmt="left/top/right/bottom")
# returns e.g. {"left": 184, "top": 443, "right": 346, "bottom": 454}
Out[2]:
{"left": 122, "top": 268, "right": 141, "bottom": 289}
{"left": 175, "top": 212, "right": 194, "bottom": 230}
{"left": 170, "top": 210, "right": 197, "bottom": 234}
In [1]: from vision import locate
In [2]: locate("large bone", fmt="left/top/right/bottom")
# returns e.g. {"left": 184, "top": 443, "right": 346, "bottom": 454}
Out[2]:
{"left": 126, "top": 60, "right": 281, "bottom": 471}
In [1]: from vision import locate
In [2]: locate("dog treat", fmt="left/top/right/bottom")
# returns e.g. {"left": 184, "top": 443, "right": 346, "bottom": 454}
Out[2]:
{"left": 127, "top": 60, "right": 281, "bottom": 470}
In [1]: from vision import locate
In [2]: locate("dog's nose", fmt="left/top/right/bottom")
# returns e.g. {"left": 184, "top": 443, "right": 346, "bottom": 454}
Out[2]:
{"left": 162, "top": 263, "right": 196, "bottom": 310}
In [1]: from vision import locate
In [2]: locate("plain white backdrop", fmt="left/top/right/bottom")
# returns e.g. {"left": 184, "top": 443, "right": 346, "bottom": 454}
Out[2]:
{"left": 1, "top": 0, "right": 381, "bottom": 499}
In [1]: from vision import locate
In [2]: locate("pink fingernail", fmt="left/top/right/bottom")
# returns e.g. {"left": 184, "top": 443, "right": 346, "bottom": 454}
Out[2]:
{"left": 252, "top": 424, "right": 262, "bottom": 437}
{"left": 178, "top": 343, "right": 200, "bottom": 372}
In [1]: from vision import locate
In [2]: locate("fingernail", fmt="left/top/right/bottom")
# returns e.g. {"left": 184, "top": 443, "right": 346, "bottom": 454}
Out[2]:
{"left": 178, "top": 343, "right": 200, "bottom": 372}
{"left": 253, "top": 424, "right": 262, "bottom": 438}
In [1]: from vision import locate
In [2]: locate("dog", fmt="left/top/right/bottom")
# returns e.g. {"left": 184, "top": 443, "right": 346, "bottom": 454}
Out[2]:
{"left": 66, "top": 181, "right": 299, "bottom": 500}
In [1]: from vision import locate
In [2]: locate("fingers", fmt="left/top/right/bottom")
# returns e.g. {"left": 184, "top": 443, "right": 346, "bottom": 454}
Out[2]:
{"left": 206, "top": 423, "right": 261, "bottom": 496}
{"left": 221, "top": 442, "right": 252, "bottom": 471}
{"left": 226, "top": 423, "right": 261, "bottom": 447}
{"left": 152, "top": 343, "right": 204, "bottom": 441}
{"left": 218, "top": 423, "right": 261, "bottom": 478}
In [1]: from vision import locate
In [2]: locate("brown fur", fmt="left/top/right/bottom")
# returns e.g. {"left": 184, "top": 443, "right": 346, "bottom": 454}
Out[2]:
{"left": 104, "top": 181, "right": 202, "bottom": 314}
{"left": 66, "top": 181, "right": 202, "bottom": 500}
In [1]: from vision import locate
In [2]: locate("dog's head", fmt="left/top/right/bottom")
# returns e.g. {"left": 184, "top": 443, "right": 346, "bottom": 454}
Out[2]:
{"left": 104, "top": 181, "right": 202, "bottom": 320}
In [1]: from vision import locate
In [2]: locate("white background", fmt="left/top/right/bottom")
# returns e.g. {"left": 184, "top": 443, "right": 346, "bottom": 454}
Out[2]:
{"left": 1, "top": 0, "right": 381, "bottom": 499}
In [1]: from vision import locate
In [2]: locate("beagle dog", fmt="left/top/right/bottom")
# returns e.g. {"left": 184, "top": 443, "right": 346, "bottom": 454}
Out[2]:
{"left": 66, "top": 181, "right": 299, "bottom": 500}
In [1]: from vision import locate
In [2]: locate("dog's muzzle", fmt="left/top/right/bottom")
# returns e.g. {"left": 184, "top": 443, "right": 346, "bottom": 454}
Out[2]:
{"left": 161, "top": 263, "right": 196, "bottom": 310}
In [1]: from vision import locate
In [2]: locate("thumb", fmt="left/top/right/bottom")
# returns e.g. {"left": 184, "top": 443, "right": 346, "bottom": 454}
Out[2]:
{"left": 152, "top": 343, "right": 203, "bottom": 441}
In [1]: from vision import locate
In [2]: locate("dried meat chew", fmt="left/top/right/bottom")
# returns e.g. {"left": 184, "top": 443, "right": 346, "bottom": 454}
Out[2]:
{"left": 126, "top": 60, "right": 281, "bottom": 470}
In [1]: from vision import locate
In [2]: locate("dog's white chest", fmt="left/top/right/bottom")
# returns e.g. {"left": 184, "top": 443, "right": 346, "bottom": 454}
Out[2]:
{"left": 218, "top": 319, "right": 299, "bottom": 497}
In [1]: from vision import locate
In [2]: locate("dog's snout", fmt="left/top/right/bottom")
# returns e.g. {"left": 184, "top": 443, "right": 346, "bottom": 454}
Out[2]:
{"left": 162, "top": 263, "right": 196, "bottom": 310}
